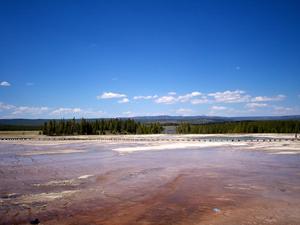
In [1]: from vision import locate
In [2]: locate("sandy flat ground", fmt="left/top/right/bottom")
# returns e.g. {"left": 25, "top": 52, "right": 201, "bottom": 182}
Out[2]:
{"left": 0, "top": 134, "right": 300, "bottom": 225}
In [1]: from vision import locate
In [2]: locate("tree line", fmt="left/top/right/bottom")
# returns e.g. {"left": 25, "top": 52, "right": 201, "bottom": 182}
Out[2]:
{"left": 0, "top": 124, "right": 42, "bottom": 131}
{"left": 42, "top": 118, "right": 164, "bottom": 136}
{"left": 176, "top": 120, "right": 300, "bottom": 134}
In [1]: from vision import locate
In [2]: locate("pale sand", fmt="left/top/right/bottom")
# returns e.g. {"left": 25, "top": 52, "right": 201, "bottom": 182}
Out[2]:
{"left": 112, "top": 142, "right": 247, "bottom": 153}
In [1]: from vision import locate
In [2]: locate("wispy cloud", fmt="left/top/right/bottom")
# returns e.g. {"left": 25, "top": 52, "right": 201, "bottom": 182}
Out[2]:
{"left": 272, "top": 106, "right": 294, "bottom": 115}
{"left": 176, "top": 108, "right": 194, "bottom": 116}
{"left": 211, "top": 105, "right": 227, "bottom": 111}
{"left": 0, "top": 102, "right": 15, "bottom": 111}
{"left": 133, "top": 95, "right": 158, "bottom": 100}
{"left": 97, "top": 92, "right": 126, "bottom": 99}
{"left": 155, "top": 95, "right": 177, "bottom": 104}
{"left": 12, "top": 106, "right": 49, "bottom": 115}
{"left": 208, "top": 90, "right": 250, "bottom": 103}
{"left": 245, "top": 103, "right": 268, "bottom": 108}
{"left": 1, "top": 102, "right": 49, "bottom": 115}
{"left": 151, "top": 90, "right": 289, "bottom": 107}
{"left": 251, "top": 94, "right": 285, "bottom": 102}
{"left": 122, "top": 111, "right": 134, "bottom": 117}
{"left": 118, "top": 98, "right": 129, "bottom": 103}
{"left": 209, "top": 105, "right": 243, "bottom": 116}
{"left": 50, "top": 108, "right": 106, "bottom": 117}
{"left": 51, "top": 107, "right": 82, "bottom": 115}
{"left": 190, "top": 97, "right": 209, "bottom": 105}
{"left": 177, "top": 91, "right": 202, "bottom": 103}
{"left": 0, "top": 81, "right": 11, "bottom": 87}
{"left": 155, "top": 91, "right": 203, "bottom": 104}
{"left": 0, "top": 101, "right": 105, "bottom": 118}
{"left": 97, "top": 90, "right": 288, "bottom": 109}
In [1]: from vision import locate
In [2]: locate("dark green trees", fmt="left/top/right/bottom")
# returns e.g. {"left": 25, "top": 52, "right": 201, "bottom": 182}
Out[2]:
{"left": 176, "top": 120, "right": 300, "bottom": 134}
{"left": 136, "top": 122, "right": 164, "bottom": 134}
{"left": 42, "top": 118, "right": 163, "bottom": 136}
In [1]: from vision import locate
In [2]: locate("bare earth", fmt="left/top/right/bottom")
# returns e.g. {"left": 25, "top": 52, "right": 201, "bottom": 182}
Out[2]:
{"left": 0, "top": 134, "right": 300, "bottom": 225}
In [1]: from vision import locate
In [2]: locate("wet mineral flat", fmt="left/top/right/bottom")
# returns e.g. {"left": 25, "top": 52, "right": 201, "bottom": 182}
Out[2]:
{"left": 0, "top": 137, "right": 300, "bottom": 225}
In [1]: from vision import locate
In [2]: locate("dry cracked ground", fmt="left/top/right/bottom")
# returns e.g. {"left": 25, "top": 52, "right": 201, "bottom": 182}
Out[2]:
{"left": 0, "top": 137, "right": 300, "bottom": 225}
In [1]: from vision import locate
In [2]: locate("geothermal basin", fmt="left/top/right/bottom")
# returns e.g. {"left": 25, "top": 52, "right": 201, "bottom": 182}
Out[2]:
{"left": 0, "top": 134, "right": 300, "bottom": 225}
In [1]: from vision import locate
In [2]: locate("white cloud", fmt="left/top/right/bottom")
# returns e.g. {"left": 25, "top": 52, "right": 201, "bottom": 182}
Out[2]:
{"left": 0, "top": 102, "right": 49, "bottom": 115}
{"left": 211, "top": 106, "right": 227, "bottom": 111}
{"left": 12, "top": 106, "right": 49, "bottom": 115}
{"left": 133, "top": 95, "right": 158, "bottom": 100}
{"left": 155, "top": 95, "right": 177, "bottom": 104}
{"left": 96, "top": 90, "right": 288, "bottom": 108}
{"left": 272, "top": 106, "right": 294, "bottom": 115}
{"left": 155, "top": 91, "right": 202, "bottom": 104}
{"left": 177, "top": 91, "right": 202, "bottom": 102}
{"left": 118, "top": 98, "right": 129, "bottom": 103}
{"left": 78, "top": 109, "right": 105, "bottom": 117}
{"left": 153, "top": 90, "right": 286, "bottom": 106}
{"left": 245, "top": 103, "right": 268, "bottom": 108}
{"left": 97, "top": 92, "right": 126, "bottom": 99}
{"left": 51, "top": 108, "right": 82, "bottom": 115}
{"left": 0, "top": 81, "right": 11, "bottom": 86}
{"left": 122, "top": 111, "right": 134, "bottom": 117}
{"left": 251, "top": 94, "right": 285, "bottom": 102}
{"left": 26, "top": 82, "right": 34, "bottom": 86}
{"left": 0, "top": 102, "right": 15, "bottom": 111}
{"left": 209, "top": 106, "right": 244, "bottom": 116}
{"left": 190, "top": 97, "right": 209, "bottom": 105}
{"left": 50, "top": 108, "right": 105, "bottom": 117}
{"left": 0, "top": 101, "right": 106, "bottom": 118}
{"left": 208, "top": 90, "right": 250, "bottom": 103}
{"left": 176, "top": 108, "right": 194, "bottom": 116}
{"left": 153, "top": 90, "right": 284, "bottom": 105}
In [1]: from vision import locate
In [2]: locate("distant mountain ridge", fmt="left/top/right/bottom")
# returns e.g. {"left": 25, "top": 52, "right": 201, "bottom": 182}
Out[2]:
{"left": 0, "top": 115, "right": 300, "bottom": 126}
{"left": 132, "top": 115, "right": 300, "bottom": 124}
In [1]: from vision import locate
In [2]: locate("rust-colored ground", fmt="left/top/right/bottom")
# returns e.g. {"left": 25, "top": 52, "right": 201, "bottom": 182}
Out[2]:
{"left": 0, "top": 141, "right": 300, "bottom": 225}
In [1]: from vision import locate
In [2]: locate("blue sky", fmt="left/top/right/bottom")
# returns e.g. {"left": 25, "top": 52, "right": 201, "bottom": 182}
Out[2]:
{"left": 0, "top": 0, "right": 299, "bottom": 118}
